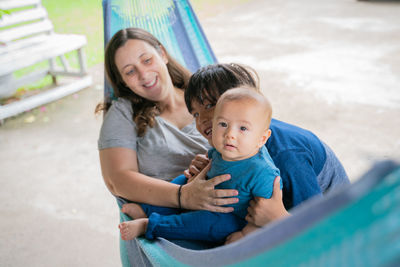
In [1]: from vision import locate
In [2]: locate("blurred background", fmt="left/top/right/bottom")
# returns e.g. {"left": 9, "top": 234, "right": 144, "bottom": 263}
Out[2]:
{"left": 1, "top": 0, "right": 399, "bottom": 266}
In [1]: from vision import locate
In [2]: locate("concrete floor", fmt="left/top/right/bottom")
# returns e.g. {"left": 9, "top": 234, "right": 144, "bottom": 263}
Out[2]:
{"left": 1, "top": 0, "right": 399, "bottom": 266}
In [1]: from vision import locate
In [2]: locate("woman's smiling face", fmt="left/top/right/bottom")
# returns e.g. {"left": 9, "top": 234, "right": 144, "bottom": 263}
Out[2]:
{"left": 114, "top": 39, "right": 171, "bottom": 102}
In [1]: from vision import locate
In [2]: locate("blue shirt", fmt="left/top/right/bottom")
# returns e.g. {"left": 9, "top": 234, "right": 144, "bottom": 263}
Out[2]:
{"left": 207, "top": 146, "right": 281, "bottom": 218}
{"left": 267, "top": 119, "right": 326, "bottom": 209}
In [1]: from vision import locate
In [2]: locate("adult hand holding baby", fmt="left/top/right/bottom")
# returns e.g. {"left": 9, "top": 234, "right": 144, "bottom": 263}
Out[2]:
{"left": 182, "top": 161, "right": 239, "bottom": 213}
{"left": 246, "top": 176, "right": 290, "bottom": 226}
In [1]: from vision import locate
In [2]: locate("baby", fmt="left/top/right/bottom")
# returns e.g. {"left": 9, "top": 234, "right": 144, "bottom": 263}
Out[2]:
{"left": 119, "top": 87, "right": 281, "bottom": 244}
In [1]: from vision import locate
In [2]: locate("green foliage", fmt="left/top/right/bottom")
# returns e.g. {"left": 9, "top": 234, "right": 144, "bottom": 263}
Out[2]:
{"left": 0, "top": 9, "right": 11, "bottom": 19}
{"left": 10, "top": 0, "right": 105, "bottom": 93}
{"left": 5, "top": 0, "right": 237, "bottom": 94}
{"left": 42, "top": 0, "right": 104, "bottom": 67}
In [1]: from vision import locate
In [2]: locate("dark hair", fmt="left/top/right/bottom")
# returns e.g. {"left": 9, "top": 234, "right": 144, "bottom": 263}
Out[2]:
{"left": 184, "top": 63, "right": 259, "bottom": 113}
{"left": 97, "top": 27, "right": 191, "bottom": 137}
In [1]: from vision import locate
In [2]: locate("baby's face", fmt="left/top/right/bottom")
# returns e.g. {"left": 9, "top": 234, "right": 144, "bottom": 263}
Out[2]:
{"left": 212, "top": 99, "right": 269, "bottom": 161}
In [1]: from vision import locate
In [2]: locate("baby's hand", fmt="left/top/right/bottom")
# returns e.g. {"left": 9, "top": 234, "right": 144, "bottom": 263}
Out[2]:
{"left": 184, "top": 153, "right": 209, "bottom": 182}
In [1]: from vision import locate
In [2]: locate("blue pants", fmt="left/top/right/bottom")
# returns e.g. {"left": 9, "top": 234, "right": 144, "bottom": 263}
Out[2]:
{"left": 139, "top": 175, "right": 246, "bottom": 243}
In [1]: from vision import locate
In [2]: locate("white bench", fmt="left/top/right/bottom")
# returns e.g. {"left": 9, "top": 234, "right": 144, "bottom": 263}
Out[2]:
{"left": 0, "top": 0, "right": 92, "bottom": 120}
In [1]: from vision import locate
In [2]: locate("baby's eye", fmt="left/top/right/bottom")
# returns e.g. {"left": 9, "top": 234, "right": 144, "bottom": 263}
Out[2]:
{"left": 240, "top": 126, "right": 248, "bottom": 131}
{"left": 192, "top": 112, "right": 199, "bottom": 118}
{"left": 218, "top": 122, "right": 228, "bottom": 127}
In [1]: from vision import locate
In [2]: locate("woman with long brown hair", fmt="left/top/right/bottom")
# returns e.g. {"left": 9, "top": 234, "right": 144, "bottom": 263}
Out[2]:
{"left": 98, "top": 28, "right": 238, "bottom": 213}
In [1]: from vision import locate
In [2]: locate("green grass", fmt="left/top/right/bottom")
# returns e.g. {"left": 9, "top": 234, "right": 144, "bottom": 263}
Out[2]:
{"left": 0, "top": 9, "right": 10, "bottom": 19}
{"left": 41, "top": 0, "right": 248, "bottom": 67}
{"left": 4, "top": 0, "right": 245, "bottom": 95}
{"left": 5, "top": 0, "right": 104, "bottom": 94}
{"left": 42, "top": 0, "right": 104, "bottom": 67}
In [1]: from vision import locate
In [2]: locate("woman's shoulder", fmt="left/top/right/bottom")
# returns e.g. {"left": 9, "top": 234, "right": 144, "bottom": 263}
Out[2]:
{"left": 98, "top": 98, "right": 138, "bottom": 150}
{"left": 109, "top": 97, "right": 133, "bottom": 114}
{"left": 101, "top": 98, "right": 135, "bottom": 126}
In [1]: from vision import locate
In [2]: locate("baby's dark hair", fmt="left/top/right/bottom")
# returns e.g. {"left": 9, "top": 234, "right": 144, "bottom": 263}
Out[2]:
{"left": 184, "top": 63, "right": 259, "bottom": 113}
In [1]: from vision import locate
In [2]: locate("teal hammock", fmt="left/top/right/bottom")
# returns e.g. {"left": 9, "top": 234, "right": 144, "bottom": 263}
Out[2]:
{"left": 102, "top": 1, "right": 400, "bottom": 266}
{"left": 103, "top": 0, "right": 216, "bottom": 104}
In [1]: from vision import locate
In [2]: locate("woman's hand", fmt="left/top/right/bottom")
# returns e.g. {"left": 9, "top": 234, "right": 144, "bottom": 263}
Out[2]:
{"left": 181, "top": 161, "right": 239, "bottom": 213}
{"left": 183, "top": 153, "right": 209, "bottom": 182}
{"left": 245, "top": 176, "right": 290, "bottom": 226}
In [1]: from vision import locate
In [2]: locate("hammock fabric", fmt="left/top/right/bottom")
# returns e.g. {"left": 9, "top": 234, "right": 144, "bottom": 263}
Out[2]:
{"left": 102, "top": 0, "right": 216, "bottom": 104}
{"left": 116, "top": 161, "right": 400, "bottom": 267}
{"left": 102, "top": 1, "right": 400, "bottom": 266}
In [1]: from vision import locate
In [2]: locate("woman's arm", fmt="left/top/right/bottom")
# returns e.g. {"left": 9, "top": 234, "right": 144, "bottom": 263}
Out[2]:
{"left": 100, "top": 147, "right": 181, "bottom": 207}
{"left": 100, "top": 147, "right": 238, "bottom": 212}
{"left": 245, "top": 176, "right": 290, "bottom": 226}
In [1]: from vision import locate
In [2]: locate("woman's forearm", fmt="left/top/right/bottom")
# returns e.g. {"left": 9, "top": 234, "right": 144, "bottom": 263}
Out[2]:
{"left": 99, "top": 148, "right": 239, "bottom": 212}
{"left": 100, "top": 147, "right": 180, "bottom": 208}
{"left": 108, "top": 169, "right": 180, "bottom": 208}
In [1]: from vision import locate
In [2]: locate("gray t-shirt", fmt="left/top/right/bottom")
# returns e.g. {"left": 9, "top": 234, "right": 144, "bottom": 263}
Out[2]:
{"left": 98, "top": 98, "right": 210, "bottom": 181}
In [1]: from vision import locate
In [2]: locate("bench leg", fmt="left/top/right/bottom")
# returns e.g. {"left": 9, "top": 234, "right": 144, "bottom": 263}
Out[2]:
{"left": 59, "top": 55, "right": 70, "bottom": 72}
{"left": 48, "top": 58, "right": 57, "bottom": 85}
{"left": 77, "top": 48, "right": 88, "bottom": 75}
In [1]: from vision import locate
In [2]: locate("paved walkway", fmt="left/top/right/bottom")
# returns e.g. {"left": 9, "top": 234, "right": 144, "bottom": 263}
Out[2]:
{"left": 1, "top": 0, "right": 399, "bottom": 266}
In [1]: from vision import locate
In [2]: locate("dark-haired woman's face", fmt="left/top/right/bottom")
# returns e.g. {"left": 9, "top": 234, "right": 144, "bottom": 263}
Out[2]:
{"left": 190, "top": 99, "right": 216, "bottom": 145}
{"left": 115, "top": 39, "right": 171, "bottom": 102}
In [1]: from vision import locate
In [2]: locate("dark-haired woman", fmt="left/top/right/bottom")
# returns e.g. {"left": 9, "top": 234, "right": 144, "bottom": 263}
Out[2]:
{"left": 98, "top": 28, "right": 239, "bottom": 214}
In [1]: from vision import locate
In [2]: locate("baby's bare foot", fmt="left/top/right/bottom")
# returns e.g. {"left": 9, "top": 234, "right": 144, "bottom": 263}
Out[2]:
{"left": 121, "top": 203, "right": 147, "bottom": 219}
{"left": 119, "top": 218, "right": 148, "bottom": 241}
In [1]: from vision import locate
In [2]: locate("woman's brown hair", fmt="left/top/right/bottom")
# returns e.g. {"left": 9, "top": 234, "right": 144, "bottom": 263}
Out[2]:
{"left": 96, "top": 28, "right": 191, "bottom": 136}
